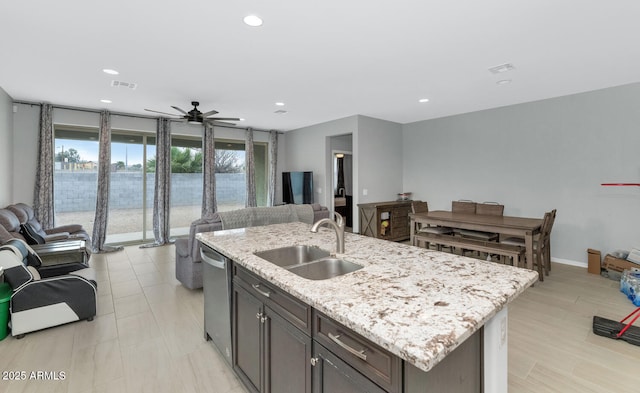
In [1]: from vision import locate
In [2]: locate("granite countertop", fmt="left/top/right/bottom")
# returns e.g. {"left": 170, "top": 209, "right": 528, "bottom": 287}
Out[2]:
{"left": 197, "top": 222, "right": 538, "bottom": 372}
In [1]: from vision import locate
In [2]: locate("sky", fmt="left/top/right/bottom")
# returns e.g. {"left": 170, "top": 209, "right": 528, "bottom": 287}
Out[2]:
{"left": 55, "top": 139, "right": 245, "bottom": 167}
{"left": 55, "top": 140, "right": 147, "bottom": 166}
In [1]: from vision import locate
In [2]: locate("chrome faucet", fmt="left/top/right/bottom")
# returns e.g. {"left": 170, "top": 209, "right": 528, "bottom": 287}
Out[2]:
{"left": 310, "top": 212, "right": 345, "bottom": 254}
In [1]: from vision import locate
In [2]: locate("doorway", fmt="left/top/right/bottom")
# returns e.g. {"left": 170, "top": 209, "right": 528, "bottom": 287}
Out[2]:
{"left": 330, "top": 133, "right": 353, "bottom": 229}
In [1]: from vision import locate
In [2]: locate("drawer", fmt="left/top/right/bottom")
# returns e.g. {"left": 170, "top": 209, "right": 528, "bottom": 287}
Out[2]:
{"left": 233, "top": 264, "right": 311, "bottom": 334}
{"left": 313, "top": 311, "right": 401, "bottom": 393}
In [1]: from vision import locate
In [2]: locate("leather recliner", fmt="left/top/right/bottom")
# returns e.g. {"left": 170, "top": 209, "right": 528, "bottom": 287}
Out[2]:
{"left": 0, "top": 203, "right": 92, "bottom": 253}
{"left": 0, "top": 239, "right": 97, "bottom": 338}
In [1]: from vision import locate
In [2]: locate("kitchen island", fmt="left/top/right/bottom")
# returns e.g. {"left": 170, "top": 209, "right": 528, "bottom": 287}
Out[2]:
{"left": 198, "top": 222, "right": 538, "bottom": 392}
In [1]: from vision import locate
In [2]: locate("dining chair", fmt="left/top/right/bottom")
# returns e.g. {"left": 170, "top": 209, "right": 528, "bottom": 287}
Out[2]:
{"left": 451, "top": 200, "right": 477, "bottom": 214}
{"left": 475, "top": 202, "right": 504, "bottom": 216}
{"left": 456, "top": 201, "right": 502, "bottom": 242}
{"left": 501, "top": 209, "right": 556, "bottom": 280}
{"left": 411, "top": 202, "right": 453, "bottom": 251}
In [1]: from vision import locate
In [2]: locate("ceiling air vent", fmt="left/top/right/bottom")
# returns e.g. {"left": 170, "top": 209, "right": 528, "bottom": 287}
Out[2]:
{"left": 488, "top": 63, "right": 515, "bottom": 74}
{"left": 274, "top": 110, "right": 287, "bottom": 114}
{"left": 110, "top": 80, "right": 138, "bottom": 90}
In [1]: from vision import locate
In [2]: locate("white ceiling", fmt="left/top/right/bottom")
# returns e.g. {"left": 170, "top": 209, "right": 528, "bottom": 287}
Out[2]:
{"left": 1, "top": 1, "right": 640, "bottom": 131}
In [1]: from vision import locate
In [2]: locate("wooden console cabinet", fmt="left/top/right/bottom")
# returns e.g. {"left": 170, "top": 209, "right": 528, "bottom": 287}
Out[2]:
{"left": 357, "top": 201, "right": 416, "bottom": 242}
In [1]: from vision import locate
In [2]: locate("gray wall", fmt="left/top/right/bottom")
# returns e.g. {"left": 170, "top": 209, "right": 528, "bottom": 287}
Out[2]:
{"left": 403, "top": 82, "right": 640, "bottom": 265}
{"left": 284, "top": 116, "right": 359, "bottom": 208}
{"left": 12, "top": 103, "right": 40, "bottom": 205}
{"left": 0, "top": 87, "right": 13, "bottom": 206}
{"left": 356, "top": 116, "right": 404, "bottom": 204}
{"left": 284, "top": 115, "right": 404, "bottom": 233}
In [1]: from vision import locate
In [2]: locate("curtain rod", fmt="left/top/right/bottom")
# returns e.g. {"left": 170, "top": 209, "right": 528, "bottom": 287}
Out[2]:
{"left": 12, "top": 100, "right": 281, "bottom": 134}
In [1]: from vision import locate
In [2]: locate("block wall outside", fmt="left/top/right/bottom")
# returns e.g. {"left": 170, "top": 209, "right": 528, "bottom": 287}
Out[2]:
{"left": 54, "top": 171, "right": 246, "bottom": 212}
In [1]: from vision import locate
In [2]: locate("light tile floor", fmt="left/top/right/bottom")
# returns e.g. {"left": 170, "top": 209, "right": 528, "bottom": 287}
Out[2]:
{"left": 1, "top": 245, "right": 639, "bottom": 392}
{"left": 0, "top": 244, "right": 246, "bottom": 393}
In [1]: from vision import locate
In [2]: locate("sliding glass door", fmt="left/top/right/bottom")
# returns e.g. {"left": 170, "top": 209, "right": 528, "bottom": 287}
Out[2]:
{"left": 53, "top": 129, "right": 100, "bottom": 235}
{"left": 55, "top": 126, "right": 269, "bottom": 244}
{"left": 169, "top": 137, "right": 203, "bottom": 237}
{"left": 105, "top": 133, "right": 156, "bottom": 244}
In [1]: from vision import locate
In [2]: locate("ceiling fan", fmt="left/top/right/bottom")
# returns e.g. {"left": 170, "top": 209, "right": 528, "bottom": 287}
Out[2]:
{"left": 144, "top": 101, "right": 240, "bottom": 125}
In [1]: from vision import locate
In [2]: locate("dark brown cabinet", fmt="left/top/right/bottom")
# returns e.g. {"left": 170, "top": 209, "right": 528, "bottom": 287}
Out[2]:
{"left": 232, "top": 265, "right": 400, "bottom": 393}
{"left": 312, "top": 343, "right": 387, "bottom": 393}
{"left": 313, "top": 311, "right": 401, "bottom": 393}
{"left": 233, "top": 284, "right": 262, "bottom": 392}
{"left": 358, "top": 201, "right": 416, "bottom": 242}
{"left": 232, "top": 265, "right": 312, "bottom": 393}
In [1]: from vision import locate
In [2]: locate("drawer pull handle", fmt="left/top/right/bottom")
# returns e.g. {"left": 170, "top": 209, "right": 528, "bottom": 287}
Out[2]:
{"left": 328, "top": 332, "right": 368, "bottom": 361}
{"left": 252, "top": 284, "right": 271, "bottom": 298}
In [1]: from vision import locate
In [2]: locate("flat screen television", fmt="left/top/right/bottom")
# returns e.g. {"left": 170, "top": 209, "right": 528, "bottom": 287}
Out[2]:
{"left": 282, "top": 171, "right": 314, "bottom": 204}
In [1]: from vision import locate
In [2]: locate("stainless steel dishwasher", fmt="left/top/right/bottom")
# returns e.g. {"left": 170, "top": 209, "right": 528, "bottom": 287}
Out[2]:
{"left": 201, "top": 243, "right": 232, "bottom": 366}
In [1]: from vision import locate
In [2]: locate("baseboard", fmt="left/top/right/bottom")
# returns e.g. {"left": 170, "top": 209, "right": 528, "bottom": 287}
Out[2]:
{"left": 551, "top": 257, "right": 587, "bottom": 269}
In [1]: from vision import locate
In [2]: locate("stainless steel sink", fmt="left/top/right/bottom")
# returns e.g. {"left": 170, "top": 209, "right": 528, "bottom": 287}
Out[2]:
{"left": 254, "top": 245, "right": 363, "bottom": 280}
{"left": 286, "top": 258, "right": 363, "bottom": 280}
{"left": 254, "top": 245, "right": 331, "bottom": 267}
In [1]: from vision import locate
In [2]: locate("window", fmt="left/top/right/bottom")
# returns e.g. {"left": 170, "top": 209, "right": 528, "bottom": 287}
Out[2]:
{"left": 106, "top": 132, "right": 156, "bottom": 244}
{"left": 54, "top": 128, "right": 100, "bottom": 235}
{"left": 55, "top": 125, "right": 269, "bottom": 244}
{"left": 169, "top": 137, "right": 203, "bottom": 237}
{"left": 168, "top": 138, "right": 268, "bottom": 236}
{"left": 214, "top": 140, "right": 268, "bottom": 211}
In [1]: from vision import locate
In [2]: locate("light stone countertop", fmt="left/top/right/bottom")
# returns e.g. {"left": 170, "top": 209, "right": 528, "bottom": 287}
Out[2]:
{"left": 197, "top": 222, "right": 538, "bottom": 372}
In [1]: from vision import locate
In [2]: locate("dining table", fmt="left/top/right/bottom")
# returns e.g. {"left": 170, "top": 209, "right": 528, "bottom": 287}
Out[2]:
{"left": 410, "top": 210, "right": 544, "bottom": 271}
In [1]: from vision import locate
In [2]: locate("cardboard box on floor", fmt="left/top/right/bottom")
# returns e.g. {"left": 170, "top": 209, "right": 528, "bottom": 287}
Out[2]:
{"left": 603, "top": 254, "right": 640, "bottom": 273}
{"left": 587, "top": 249, "right": 601, "bottom": 274}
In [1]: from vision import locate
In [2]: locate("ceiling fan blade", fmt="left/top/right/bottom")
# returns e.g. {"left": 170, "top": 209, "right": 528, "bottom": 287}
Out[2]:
{"left": 201, "top": 109, "right": 219, "bottom": 117}
{"left": 144, "top": 109, "right": 180, "bottom": 116}
{"left": 171, "top": 106, "right": 188, "bottom": 115}
{"left": 206, "top": 117, "right": 240, "bottom": 121}
{"left": 206, "top": 119, "right": 237, "bottom": 126}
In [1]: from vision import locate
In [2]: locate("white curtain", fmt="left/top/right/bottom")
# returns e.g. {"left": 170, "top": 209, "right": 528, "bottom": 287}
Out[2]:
{"left": 245, "top": 128, "right": 257, "bottom": 207}
{"left": 33, "top": 103, "right": 55, "bottom": 228}
{"left": 267, "top": 130, "right": 278, "bottom": 206}
{"left": 152, "top": 118, "right": 172, "bottom": 245}
{"left": 92, "top": 111, "right": 123, "bottom": 253}
{"left": 202, "top": 124, "right": 217, "bottom": 216}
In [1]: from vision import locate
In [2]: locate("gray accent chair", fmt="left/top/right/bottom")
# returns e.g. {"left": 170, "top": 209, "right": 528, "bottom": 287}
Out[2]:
{"left": 175, "top": 204, "right": 330, "bottom": 289}
{"left": 0, "top": 239, "right": 97, "bottom": 338}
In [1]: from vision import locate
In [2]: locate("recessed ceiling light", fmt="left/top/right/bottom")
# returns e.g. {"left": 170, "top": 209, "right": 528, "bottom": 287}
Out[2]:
{"left": 100, "top": 99, "right": 112, "bottom": 103}
{"left": 243, "top": 15, "right": 263, "bottom": 27}
{"left": 496, "top": 79, "right": 512, "bottom": 85}
{"left": 418, "top": 98, "right": 430, "bottom": 103}
{"left": 102, "top": 69, "right": 119, "bottom": 75}
{"left": 275, "top": 102, "right": 285, "bottom": 106}
{"left": 488, "top": 63, "right": 515, "bottom": 74}
{"left": 239, "top": 118, "right": 245, "bottom": 121}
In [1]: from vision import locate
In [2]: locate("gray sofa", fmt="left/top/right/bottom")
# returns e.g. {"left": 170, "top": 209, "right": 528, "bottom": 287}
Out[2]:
{"left": 175, "top": 204, "right": 329, "bottom": 289}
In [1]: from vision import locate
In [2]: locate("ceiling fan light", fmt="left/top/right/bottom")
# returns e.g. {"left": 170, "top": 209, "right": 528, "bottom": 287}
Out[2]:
{"left": 243, "top": 15, "right": 263, "bottom": 27}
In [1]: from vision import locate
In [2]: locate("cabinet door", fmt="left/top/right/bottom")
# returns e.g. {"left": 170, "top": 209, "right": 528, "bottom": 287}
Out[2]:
{"left": 312, "top": 343, "right": 387, "bottom": 393}
{"left": 233, "top": 284, "right": 263, "bottom": 393}
{"left": 264, "top": 306, "right": 312, "bottom": 393}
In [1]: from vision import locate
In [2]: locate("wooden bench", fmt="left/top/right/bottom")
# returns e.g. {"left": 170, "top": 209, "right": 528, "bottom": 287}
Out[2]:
{"left": 415, "top": 232, "right": 525, "bottom": 266}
